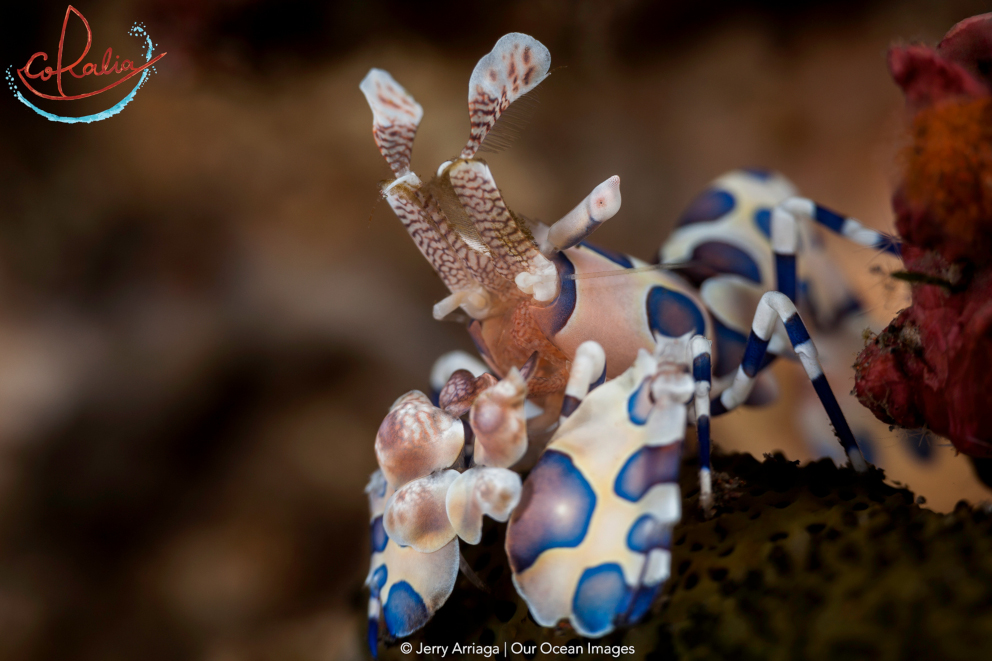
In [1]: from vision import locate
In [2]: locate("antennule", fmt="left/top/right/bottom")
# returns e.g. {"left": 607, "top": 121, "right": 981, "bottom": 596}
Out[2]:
{"left": 360, "top": 69, "right": 423, "bottom": 177}
{"left": 543, "top": 175, "right": 621, "bottom": 254}
{"left": 461, "top": 33, "right": 551, "bottom": 159}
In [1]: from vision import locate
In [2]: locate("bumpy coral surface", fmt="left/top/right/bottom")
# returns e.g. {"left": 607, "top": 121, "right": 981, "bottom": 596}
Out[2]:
{"left": 854, "top": 13, "right": 992, "bottom": 457}
{"left": 370, "top": 451, "right": 992, "bottom": 660}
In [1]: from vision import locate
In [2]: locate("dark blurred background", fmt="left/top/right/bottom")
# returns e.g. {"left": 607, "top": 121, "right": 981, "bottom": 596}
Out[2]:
{"left": 1, "top": 1, "right": 990, "bottom": 659}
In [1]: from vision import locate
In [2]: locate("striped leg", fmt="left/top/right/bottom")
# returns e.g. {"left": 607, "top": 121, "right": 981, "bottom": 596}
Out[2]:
{"left": 689, "top": 336, "right": 714, "bottom": 513}
{"left": 771, "top": 196, "right": 899, "bottom": 318}
{"left": 711, "top": 292, "right": 868, "bottom": 471}
{"left": 368, "top": 596, "right": 381, "bottom": 658}
{"left": 779, "top": 197, "right": 902, "bottom": 257}
{"left": 771, "top": 206, "right": 799, "bottom": 302}
{"left": 559, "top": 341, "right": 607, "bottom": 424}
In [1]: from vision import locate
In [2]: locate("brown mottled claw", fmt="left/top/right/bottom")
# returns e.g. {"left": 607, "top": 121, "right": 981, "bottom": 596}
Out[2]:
{"left": 470, "top": 368, "right": 528, "bottom": 468}
{"left": 439, "top": 370, "right": 499, "bottom": 418}
{"left": 461, "top": 33, "right": 551, "bottom": 159}
{"left": 360, "top": 69, "right": 423, "bottom": 177}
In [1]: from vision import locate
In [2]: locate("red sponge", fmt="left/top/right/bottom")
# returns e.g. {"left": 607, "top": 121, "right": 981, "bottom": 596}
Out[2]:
{"left": 853, "top": 14, "right": 992, "bottom": 458}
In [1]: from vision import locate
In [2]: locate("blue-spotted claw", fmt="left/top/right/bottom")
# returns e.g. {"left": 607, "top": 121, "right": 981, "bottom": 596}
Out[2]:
{"left": 505, "top": 339, "right": 694, "bottom": 637}
{"left": 365, "top": 470, "right": 460, "bottom": 658}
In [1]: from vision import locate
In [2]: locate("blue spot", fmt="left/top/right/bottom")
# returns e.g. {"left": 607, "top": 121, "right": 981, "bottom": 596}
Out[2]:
{"left": 646, "top": 287, "right": 706, "bottom": 339}
{"left": 627, "top": 515, "right": 672, "bottom": 552}
{"left": 371, "top": 564, "right": 388, "bottom": 590}
{"left": 579, "top": 242, "right": 634, "bottom": 269}
{"left": 754, "top": 208, "right": 772, "bottom": 237}
{"left": 532, "top": 251, "right": 576, "bottom": 336}
{"left": 506, "top": 450, "right": 596, "bottom": 574}
{"left": 383, "top": 581, "right": 430, "bottom": 638}
{"left": 615, "top": 443, "right": 683, "bottom": 502}
{"left": 627, "top": 378, "right": 652, "bottom": 426}
{"left": 371, "top": 516, "right": 388, "bottom": 553}
{"left": 626, "top": 583, "right": 663, "bottom": 624}
{"left": 690, "top": 242, "right": 762, "bottom": 283}
{"left": 742, "top": 167, "right": 774, "bottom": 181}
{"left": 677, "top": 189, "right": 735, "bottom": 227}
{"left": 370, "top": 565, "right": 388, "bottom": 597}
{"left": 713, "top": 318, "right": 747, "bottom": 378}
{"left": 572, "top": 564, "right": 632, "bottom": 636}
{"left": 368, "top": 616, "right": 379, "bottom": 659}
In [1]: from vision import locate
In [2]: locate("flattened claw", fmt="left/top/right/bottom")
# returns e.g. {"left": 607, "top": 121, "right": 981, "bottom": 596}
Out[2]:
{"left": 375, "top": 391, "right": 465, "bottom": 488}
{"left": 384, "top": 470, "right": 460, "bottom": 553}
{"left": 439, "top": 369, "right": 499, "bottom": 418}
{"left": 445, "top": 467, "right": 522, "bottom": 544}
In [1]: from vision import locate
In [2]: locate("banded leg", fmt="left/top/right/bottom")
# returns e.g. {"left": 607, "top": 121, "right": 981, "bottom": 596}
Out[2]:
{"left": 783, "top": 198, "right": 901, "bottom": 256}
{"left": 559, "top": 341, "right": 607, "bottom": 424}
{"left": 771, "top": 197, "right": 901, "bottom": 305}
{"left": 689, "top": 336, "right": 714, "bottom": 512}
{"left": 711, "top": 292, "right": 867, "bottom": 471}
{"left": 771, "top": 205, "right": 799, "bottom": 302}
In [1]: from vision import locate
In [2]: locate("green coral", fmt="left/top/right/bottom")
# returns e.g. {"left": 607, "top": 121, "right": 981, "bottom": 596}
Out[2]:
{"left": 372, "top": 452, "right": 992, "bottom": 660}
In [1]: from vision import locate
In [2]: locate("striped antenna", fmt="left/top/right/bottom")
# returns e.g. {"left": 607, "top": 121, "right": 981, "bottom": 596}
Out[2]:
{"left": 461, "top": 34, "right": 551, "bottom": 159}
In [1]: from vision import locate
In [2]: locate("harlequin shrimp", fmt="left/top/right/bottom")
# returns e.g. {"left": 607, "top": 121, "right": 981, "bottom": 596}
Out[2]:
{"left": 360, "top": 32, "right": 902, "bottom": 654}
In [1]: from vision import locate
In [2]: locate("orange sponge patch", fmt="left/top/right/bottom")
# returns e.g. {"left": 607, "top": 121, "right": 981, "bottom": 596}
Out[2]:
{"left": 901, "top": 97, "right": 992, "bottom": 246}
